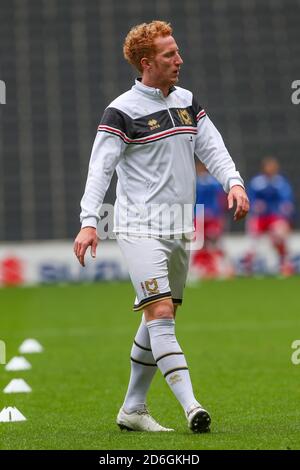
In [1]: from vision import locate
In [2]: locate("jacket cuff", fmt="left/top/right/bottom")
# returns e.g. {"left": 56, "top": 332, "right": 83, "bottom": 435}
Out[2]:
{"left": 227, "top": 177, "right": 245, "bottom": 192}
{"left": 81, "top": 217, "right": 98, "bottom": 229}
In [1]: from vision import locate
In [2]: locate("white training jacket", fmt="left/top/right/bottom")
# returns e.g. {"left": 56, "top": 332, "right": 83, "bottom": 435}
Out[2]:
{"left": 80, "top": 79, "right": 244, "bottom": 236}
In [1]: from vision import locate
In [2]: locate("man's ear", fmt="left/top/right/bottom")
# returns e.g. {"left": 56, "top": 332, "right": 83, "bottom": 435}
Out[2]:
{"left": 140, "top": 57, "right": 151, "bottom": 71}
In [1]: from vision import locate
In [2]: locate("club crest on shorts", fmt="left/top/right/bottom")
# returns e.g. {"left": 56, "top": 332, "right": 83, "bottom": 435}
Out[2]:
{"left": 144, "top": 278, "right": 160, "bottom": 295}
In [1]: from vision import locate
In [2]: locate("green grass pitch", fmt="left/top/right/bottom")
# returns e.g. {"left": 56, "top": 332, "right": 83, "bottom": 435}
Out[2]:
{"left": 0, "top": 278, "right": 300, "bottom": 450}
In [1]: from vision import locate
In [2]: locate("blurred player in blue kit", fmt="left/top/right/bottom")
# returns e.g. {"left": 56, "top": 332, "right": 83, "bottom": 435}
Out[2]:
{"left": 246, "top": 156, "right": 295, "bottom": 275}
{"left": 192, "top": 161, "right": 233, "bottom": 278}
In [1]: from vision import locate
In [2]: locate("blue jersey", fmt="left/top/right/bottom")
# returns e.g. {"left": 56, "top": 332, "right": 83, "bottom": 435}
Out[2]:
{"left": 248, "top": 174, "right": 294, "bottom": 218}
{"left": 195, "top": 174, "right": 225, "bottom": 218}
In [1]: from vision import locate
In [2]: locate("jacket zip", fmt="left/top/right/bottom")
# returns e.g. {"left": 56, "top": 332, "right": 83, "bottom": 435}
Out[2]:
{"left": 161, "top": 96, "right": 176, "bottom": 127}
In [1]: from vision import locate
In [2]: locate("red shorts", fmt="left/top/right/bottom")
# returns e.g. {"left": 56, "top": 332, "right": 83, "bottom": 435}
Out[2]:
{"left": 247, "top": 215, "right": 290, "bottom": 236}
{"left": 195, "top": 216, "right": 224, "bottom": 241}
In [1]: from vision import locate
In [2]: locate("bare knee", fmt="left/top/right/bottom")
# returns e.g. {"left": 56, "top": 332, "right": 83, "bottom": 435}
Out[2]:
{"left": 143, "top": 299, "right": 174, "bottom": 322}
{"left": 271, "top": 220, "right": 290, "bottom": 239}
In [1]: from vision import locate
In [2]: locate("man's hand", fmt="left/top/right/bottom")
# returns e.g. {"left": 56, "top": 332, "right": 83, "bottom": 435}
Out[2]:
{"left": 74, "top": 227, "right": 98, "bottom": 267}
{"left": 228, "top": 185, "right": 250, "bottom": 221}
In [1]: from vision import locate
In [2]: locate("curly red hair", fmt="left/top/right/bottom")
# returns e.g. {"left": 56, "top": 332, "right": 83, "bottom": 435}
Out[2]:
{"left": 123, "top": 21, "right": 173, "bottom": 73}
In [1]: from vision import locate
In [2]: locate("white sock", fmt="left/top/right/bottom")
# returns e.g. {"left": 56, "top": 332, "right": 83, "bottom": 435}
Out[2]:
{"left": 123, "top": 314, "right": 157, "bottom": 413}
{"left": 147, "top": 318, "right": 199, "bottom": 413}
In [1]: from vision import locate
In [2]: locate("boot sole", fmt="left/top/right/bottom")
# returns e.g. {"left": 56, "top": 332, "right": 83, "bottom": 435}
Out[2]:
{"left": 190, "top": 410, "right": 211, "bottom": 433}
{"left": 117, "top": 422, "right": 135, "bottom": 431}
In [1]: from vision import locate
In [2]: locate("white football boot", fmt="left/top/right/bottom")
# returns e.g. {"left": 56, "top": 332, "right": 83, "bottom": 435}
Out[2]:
{"left": 186, "top": 403, "right": 211, "bottom": 433}
{"left": 116, "top": 406, "right": 174, "bottom": 432}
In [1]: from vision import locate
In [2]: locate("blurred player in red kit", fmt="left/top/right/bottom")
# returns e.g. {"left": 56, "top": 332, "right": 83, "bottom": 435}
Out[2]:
{"left": 192, "top": 162, "right": 233, "bottom": 278}
{"left": 246, "top": 156, "right": 295, "bottom": 275}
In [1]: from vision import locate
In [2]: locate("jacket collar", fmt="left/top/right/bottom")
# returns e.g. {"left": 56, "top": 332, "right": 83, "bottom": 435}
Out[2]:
{"left": 133, "top": 78, "right": 176, "bottom": 98}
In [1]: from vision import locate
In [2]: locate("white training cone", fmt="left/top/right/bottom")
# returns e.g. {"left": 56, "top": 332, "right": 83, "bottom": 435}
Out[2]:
{"left": 0, "top": 406, "right": 27, "bottom": 422}
{"left": 5, "top": 356, "right": 32, "bottom": 371}
{"left": 19, "top": 339, "right": 43, "bottom": 354}
{"left": 3, "top": 379, "right": 32, "bottom": 394}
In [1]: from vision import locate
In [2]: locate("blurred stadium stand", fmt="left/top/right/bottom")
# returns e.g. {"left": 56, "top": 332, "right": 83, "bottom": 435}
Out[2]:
{"left": 0, "top": 0, "right": 299, "bottom": 241}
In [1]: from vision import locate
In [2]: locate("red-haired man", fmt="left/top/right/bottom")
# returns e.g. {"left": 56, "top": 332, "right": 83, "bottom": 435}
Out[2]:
{"left": 74, "top": 21, "right": 249, "bottom": 433}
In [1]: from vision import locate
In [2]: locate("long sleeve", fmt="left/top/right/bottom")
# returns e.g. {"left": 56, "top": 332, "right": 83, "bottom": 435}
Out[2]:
{"left": 194, "top": 112, "right": 244, "bottom": 193}
{"left": 80, "top": 110, "right": 126, "bottom": 228}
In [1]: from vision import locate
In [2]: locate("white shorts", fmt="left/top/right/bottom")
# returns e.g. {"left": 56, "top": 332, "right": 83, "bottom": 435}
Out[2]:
{"left": 117, "top": 235, "right": 190, "bottom": 311}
